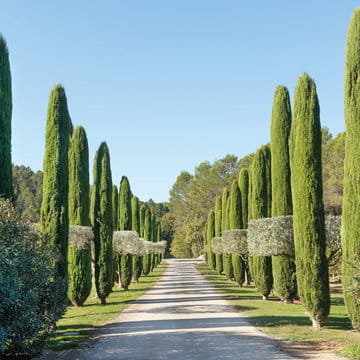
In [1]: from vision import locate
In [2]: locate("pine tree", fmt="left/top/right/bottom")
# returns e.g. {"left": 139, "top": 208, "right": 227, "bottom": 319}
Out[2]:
{"left": 118, "top": 176, "right": 133, "bottom": 291}
{"left": 40, "top": 85, "right": 72, "bottom": 288}
{"left": 342, "top": 8, "right": 360, "bottom": 329}
{"left": 132, "top": 196, "right": 142, "bottom": 281}
{"left": 67, "top": 126, "right": 92, "bottom": 306}
{"left": 270, "top": 86, "right": 297, "bottom": 303}
{"left": 91, "top": 142, "right": 113, "bottom": 304}
{"left": 230, "top": 180, "right": 245, "bottom": 287}
{"left": 0, "top": 36, "right": 12, "bottom": 199}
{"left": 142, "top": 208, "right": 152, "bottom": 275}
{"left": 206, "top": 210, "right": 216, "bottom": 270}
{"left": 249, "top": 145, "right": 273, "bottom": 299}
{"left": 290, "top": 73, "right": 329, "bottom": 328}
{"left": 214, "top": 196, "right": 223, "bottom": 274}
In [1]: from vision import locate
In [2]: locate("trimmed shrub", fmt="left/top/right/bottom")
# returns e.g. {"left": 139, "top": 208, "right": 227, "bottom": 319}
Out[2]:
{"left": 0, "top": 200, "right": 66, "bottom": 357}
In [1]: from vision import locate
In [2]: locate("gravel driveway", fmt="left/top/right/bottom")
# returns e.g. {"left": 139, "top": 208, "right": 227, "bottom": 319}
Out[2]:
{"left": 39, "top": 258, "right": 301, "bottom": 360}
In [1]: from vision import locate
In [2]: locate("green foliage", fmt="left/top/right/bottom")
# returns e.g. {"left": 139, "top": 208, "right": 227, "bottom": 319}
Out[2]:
{"left": 343, "top": 7, "right": 360, "bottom": 329}
{"left": 112, "top": 185, "right": 118, "bottom": 230}
{"left": 40, "top": 84, "right": 72, "bottom": 284}
{"left": 0, "top": 36, "right": 13, "bottom": 199}
{"left": 0, "top": 200, "right": 66, "bottom": 357}
{"left": 221, "top": 188, "right": 229, "bottom": 231}
{"left": 142, "top": 208, "right": 152, "bottom": 275}
{"left": 322, "top": 132, "right": 345, "bottom": 215}
{"left": 229, "top": 180, "right": 244, "bottom": 286}
{"left": 270, "top": 85, "right": 296, "bottom": 302}
{"left": 118, "top": 176, "right": 132, "bottom": 231}
{"left": 91, "top": 142, "right": 113, "bottom": 304}
{"left": 214, "top": 196, "right": 223, "bottom": 274}
{"left": 223, "top": 195, "right": 233, "bottom": 280}
{"left": 68, "top": 126, "right": 92, "bottom": 306}
{"left": 168, "top": 155, "right": 242, "bottom": 258}
{"left": 238, "top": 168, "right": 249, "bottom": 228}
{"left": 118, "top": 176, "right": 133, "bottom": 290}
{"left": 290, "top": 73, "right": 329, "bottom": 327}
{"left": 13, "top": 165, "right": 42, "bottom": 222}
{"left": 206, "top": 210, "right": 216, "bottom": 270}
{"left": 249, "top": 145, "right": 273, "bottom": 299}
{"left": 132, "top": 196, "right": 142, "bottom": 281}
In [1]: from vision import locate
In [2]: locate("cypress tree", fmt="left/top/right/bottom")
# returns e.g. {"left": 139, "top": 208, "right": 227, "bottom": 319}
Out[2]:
{"left": 223, "top": 195, "right": 233, "bottom": 280}
{"left": 150, "top": 213, "right": 157, "bottom": 271}
{"left": 140, "top": 204, "right": 146, "bottom": 237}
{"left": 142, "top": 208, "right": 152, "bottom": 275}
{"left": 290, "top": 73, "right": 329, "bottom": 328}
{"left": 40, "top": 85, "right": 72, "bottom": 286}
{"left": 238, "top": 168, "right": 251, "bottom": 285}
{"left": 206, "top": 210, "right": 216, "bottom": 270}
{"left": 238, "top": 169, "right": 249, "bottom": 228}
{"left": 112, "top": 185, "right": 119, "bottom": 230}
{"left": 221, "top": 188, "right": 229, "bottom": 231}
{"left": 67, "top": 126, "right": 92, "bottom": 306}
{"left": 270, "top": 86, "right": 297, "bottom": 303}
{"left": 91, "top": 142, "right": 113, "bottom": 304}
{"left": 118, "top": 176, "right": 133, "bottom": 291}
{"left": 111, "top": 184, "right": 119, "bottom": 286}
{"left": 230, "top": 181, "right": 245, "bottom": 287}
{"left": 342, "top": 8, "right": 360, "bottom": 329}
{"left": 131, "top": 196, "right": 142, "bottom": 281}
{"left": 214, "top": 196, "right": 223, "bottom": 274}
{"left": 222, "top": 194, "right": 234, "bottom": 280}
{"left": 0, "top": 36, "right": 12, "bottom": 199}
{"left": 203, "top": 221, "right": 208, "bottom": 264}
{"left": 249, "top": 145, "right": 273, "bottom": 299}
{"left": 156, "top": 222, "right": 162, "bottom": 263}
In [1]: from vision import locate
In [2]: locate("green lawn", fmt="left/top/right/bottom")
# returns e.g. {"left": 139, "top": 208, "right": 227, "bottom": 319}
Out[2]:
{"left": 198, "top": 263, "right": 360, "bottom": 359}
{"left": 46, "top": 263, "right": 167, "bottom": 351}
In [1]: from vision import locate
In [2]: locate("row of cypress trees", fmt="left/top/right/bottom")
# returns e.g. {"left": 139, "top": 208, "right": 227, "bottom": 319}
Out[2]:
{"left": 39, "top": 84, "right": 162, "bottom": 306}
{"left": 204, "top": 73, "right": 330, "bottom": 327}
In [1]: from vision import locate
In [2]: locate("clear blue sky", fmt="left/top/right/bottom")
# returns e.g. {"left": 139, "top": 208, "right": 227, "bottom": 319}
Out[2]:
{"left": 1, "top": 1, "right": 357, "bottom": 202}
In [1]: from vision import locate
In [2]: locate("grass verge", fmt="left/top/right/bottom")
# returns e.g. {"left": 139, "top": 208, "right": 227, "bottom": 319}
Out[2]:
{"left": 198, "top": 263, "right": 360, "bottom": 359}
{"left": 46, "top": 263, "right": 167, "bottom": 351}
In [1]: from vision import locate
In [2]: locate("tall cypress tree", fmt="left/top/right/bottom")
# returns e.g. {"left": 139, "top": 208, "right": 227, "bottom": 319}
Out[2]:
{"left": 92, "top": 142, "right": 113, "bottom": 304}
{"left": 131, "top": 196, "right": 142, "bottom": 282}
{"left": 342, "top": 8, "right": 360, "bottom": 329}
{"left": 150, "top": 213, "right": 157, "bottom": 271}
{"left": 221, "top": 188, "right": 229, "bottom": 231}
{"left": 142, "top": 208, "right": 152, "bottom": 275}
{"left": 238, "top": 168, "right": 251, "bottom": 284}
{"left": 206, "top": 210, "right": 216, "bottom": 270}
{"left": 270, "top": 86, "right": 297, "bottom": 303}
{"left": 214, "top": 196, "right": 223, "bottom": 274}
{"left": 249, "top": 145, "right": 273, "bottom": 299}
{"left": 156, "top": 222, "right": 162, "bottom": 264}
{"left": 0, "top": 36, "right": 12, "bottom": 199}
{"left": 230, "top": 181, "right": 245, "bottom": 287}
{"left": 140, "top": 204, "right": 146, "bottom": 237}
{"left": 67, "top": 126, "right": 92, "bottom": 306}
{"left": 290, "top": 73, "right": 329, "bottom": 328}
{"left": 112, "top": 185, "right": 119, "bottom": 230}
{"left": 118, "top": 176, "right": 133, "bottom": 291}
{"left": 238, "top": 169, "right": 249, "bottom": 228}
{"left": 203, "top": 221, "right": 208, "bottom": 264}
{"left": 40, "top": 85, "right": 72, "bottom": 286}
{"left": 223, "top": 193, "right": 233, "bottom": 280}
